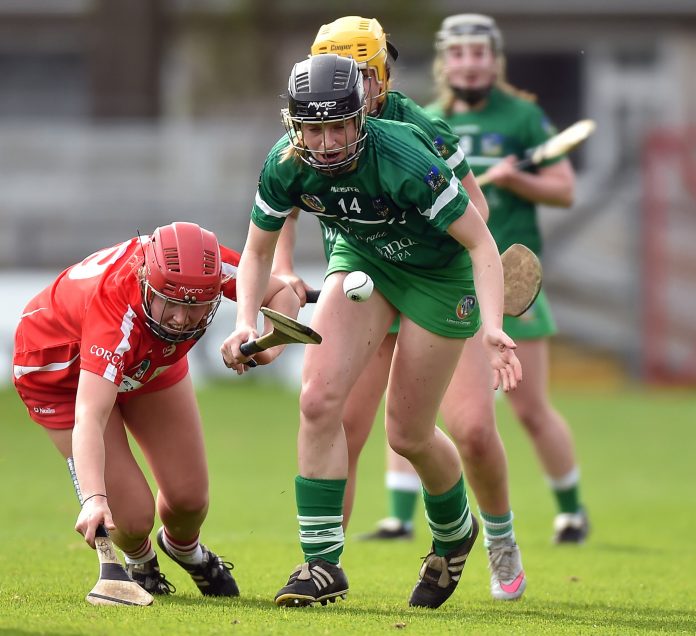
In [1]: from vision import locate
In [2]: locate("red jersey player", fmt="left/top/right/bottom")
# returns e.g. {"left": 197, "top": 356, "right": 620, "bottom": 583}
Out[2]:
{"left": 13, "top": 221, "right": 299, "bottom": 598}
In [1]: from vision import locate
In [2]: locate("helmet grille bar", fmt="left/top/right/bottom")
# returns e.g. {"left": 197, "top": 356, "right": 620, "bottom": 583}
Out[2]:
{"left": 295, "top": 71, "right": 310, "bottom": 92}
{"left": 162, "top": 247, "right": 180, "bottom": 271}
{"left": 202, "top": 249, "right": 218, "bottom": 275}
{"left": 333, "top": 69, "right": 350, "bottom": 88}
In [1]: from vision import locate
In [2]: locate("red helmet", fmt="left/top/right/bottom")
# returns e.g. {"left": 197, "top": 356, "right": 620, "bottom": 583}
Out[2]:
{"left": 141, "top": 222, "right": 223, "bottom": 342}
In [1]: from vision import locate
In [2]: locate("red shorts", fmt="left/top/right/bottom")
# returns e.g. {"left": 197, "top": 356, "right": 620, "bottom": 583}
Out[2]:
{"left": 15, "top": 356, "right": 189, "bottom": 430}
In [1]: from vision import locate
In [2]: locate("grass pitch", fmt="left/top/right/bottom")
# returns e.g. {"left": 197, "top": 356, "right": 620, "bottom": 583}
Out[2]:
{"left": 0, "top": 379, "right": 694, "bottom": 635}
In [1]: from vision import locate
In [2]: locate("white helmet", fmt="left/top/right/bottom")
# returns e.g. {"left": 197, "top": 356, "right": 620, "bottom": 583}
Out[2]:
{"left": 435, "top": 14, "right": 503, "bottom": 55}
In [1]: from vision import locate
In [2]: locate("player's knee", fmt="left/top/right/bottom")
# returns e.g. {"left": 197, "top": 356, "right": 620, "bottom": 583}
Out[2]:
{"left": 163, "top": 490, "right": 208, "bottom": 518}
{"left": 513, "top": 402, "right": 548, "bottom": 435}
{"left": 300, "top": 380, "right": 344, "bottom": 425}
{"left": 386, "top": 427, "right": 424, "bottom": 459}
{"left": 450, "top": 418, "right": 497, "bottom": 460}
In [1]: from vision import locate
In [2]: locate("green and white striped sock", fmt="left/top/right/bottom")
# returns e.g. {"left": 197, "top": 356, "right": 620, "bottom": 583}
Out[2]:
{"left": 479, "top": 509, "right": 514, "bottom": 547}
{"left": 296, "top": 475, "right": 346, "bottom": 565}
{"left": 423, "top": 475, "right": 472, "bottom": 556}
{"left": 548, "top": 467, "right": 582, "bottom": 514}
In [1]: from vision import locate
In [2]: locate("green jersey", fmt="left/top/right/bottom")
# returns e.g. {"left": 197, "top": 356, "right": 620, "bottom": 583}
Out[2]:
{"left": 380, "top": 90, "right": 471, "bottom": 181}
{"left": 252, "top": 117, "right": 471, "bottom": 271}
{"left": 310, "top": 90, "right": 471, "bottom": 259}
{"left": 427, "top": 86, "right": 561, "bottom": 255}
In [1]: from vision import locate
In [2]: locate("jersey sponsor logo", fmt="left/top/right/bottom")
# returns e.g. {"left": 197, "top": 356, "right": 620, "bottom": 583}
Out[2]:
{"left": 33, "top": 406, "right": 55, "bottom": 415}
{"left": 330, "top": 186, "right": 360, "bottom": 193}
{"left": 433, "top": 136, "right": 450, "bottom": 158}
{"left": 163, "top": 344, "right": 177, "bottom": 357}
{"left": 481, "top": 133, "right": 504, "bottom": 156}
{"left": 456, "top": 295, "right": 477, "bottom": 320}
{"left": 365, "top": 230, "right": 388, "bottom": 243}
{"left": 89, "top": 345, "right": 125, "bottom": 370}
{"left": 300, "top": 194, "right": 326, "bottom": 212}
{"left": 322, "top": 223, "right": 340, "bottom": 244}
{"left": 376, "top": 237, "right": 416, "bottom": 262}
{"left": 119, "top": 366, "right": 167, "bottom": 392}
{"left": 424, "top": 165, "right": 447, "bottom": 193}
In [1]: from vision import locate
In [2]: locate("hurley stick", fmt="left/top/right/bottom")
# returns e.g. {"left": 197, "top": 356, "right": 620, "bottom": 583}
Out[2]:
{"left": 67, "top": 457, "right": 153, "bottom": 606}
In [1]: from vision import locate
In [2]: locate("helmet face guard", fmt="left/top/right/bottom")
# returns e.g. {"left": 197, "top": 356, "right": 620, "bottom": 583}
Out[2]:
{"left": 435, "top": 14, "right": 502, "bottom": 107}
{"left": 282, "top": 54, "right": 367, "bottom": 176}
{"left": 141, "top": 222, "right": 222, "bottom": 343}
{"left": 311, "top": 16, "right": 399, "bottom": 114}
{"left": 141, "top": 283, "right": 221, "bottom": 343}
{"left": 435, "top": 14, "right": 503, "bottom": 55}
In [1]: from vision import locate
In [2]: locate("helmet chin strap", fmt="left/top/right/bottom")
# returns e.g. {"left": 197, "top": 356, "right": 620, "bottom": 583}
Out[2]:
{"left": 450, "top": 84, "right": 493, "bottom": 107}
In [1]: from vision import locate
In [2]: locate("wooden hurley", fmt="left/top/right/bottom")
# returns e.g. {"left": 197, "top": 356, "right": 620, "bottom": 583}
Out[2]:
{"left": 67, "top": 457, "right": 154, "bottom": 606}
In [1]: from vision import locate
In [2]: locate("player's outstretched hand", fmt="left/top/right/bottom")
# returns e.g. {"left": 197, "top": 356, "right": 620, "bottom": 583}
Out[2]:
{"left": 220, "top": 326, "right": 259, "bottom": 375}
{"left": 75, "top": 497, "right": 115, "bottom": 549}
{"left": 482, "top": 327, "right": 522, "bottom": 392}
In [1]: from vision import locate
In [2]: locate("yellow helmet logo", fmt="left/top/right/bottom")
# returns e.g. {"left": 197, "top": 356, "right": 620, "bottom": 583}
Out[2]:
{"left": 311, "top": 16, "right": 395, "bottom": 84}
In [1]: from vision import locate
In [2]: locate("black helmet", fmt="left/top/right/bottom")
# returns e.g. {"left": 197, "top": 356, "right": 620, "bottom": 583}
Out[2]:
{"left": 282, "top": 54, "right": 367, "bottom": 175}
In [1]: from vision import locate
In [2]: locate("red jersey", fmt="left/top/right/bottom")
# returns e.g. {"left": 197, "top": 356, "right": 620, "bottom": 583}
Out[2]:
{"left": 13, "top": 236, "right": 239, "bottom": 400}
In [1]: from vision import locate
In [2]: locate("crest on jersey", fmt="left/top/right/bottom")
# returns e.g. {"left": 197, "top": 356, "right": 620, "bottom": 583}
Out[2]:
{"left": 300, "top": 194, "right": 326, "bottom": 212}
{"left": 433, "top": 136, "right": 450, "bottom": 158}
{"left": 424, "top": 165, "right": 447, "bottom": 193}
{"left": 481, "top": 133, "right": 504, "bottom": 157}
{"left": 133, "top": 359, "right": 151, "bottom": 381}
{"left": 372, "top": 196, "right": 390, "bottom": 218}
{"left": 456, "top": 295, "right": 477, "bottom": 320}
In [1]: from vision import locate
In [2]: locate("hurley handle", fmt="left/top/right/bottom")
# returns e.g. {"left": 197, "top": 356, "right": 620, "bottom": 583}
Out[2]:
{"left": 67, "top": 457, "right": 109, "bottom": 539}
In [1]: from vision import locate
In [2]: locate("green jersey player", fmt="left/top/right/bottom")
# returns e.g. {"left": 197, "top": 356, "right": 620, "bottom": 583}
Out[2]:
{"left": 428, "top": 13, "right": 589, "bottom": 544}
{"left": 221, "top": 54, "right": 521, "bottom": 610}
{"left": 270, "top": 16, "right": 528, "bottom": 603}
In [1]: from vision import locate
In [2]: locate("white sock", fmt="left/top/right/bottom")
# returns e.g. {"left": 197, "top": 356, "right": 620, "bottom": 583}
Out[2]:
{"left": 124, "top": 538, "right": 156, "bottom": 565}
{"left": 162, "top": 530, "right": 204, "bottom": 565}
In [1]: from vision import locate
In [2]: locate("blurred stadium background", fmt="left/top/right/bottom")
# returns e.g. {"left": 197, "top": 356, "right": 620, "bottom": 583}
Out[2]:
{"left": 1, "top": 0, "right": 695, "bottom": 387}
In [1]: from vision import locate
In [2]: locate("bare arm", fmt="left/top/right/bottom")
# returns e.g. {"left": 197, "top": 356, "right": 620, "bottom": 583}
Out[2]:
{"left": 249, "top": 272, "right": 302, "bottom": 366}
{"left": 447, "top": 201, "right": 505, "bottom": 331}
{"left": 220, "top": 222, "right": 279, "bottom": 372}
{"left": 271, "top": 209, "right": 310, "bottom": 304}
{"left": 447, "top": 201, "right": 522, "bottom": 391}
{"left": 72, "top": 370, "right": 118, "bottom": 547}
{"left": 461, "top": 170, "right": 489, "bottom": 223}
{"left": 482, "top": 157, "right": 575, "bottom": 207}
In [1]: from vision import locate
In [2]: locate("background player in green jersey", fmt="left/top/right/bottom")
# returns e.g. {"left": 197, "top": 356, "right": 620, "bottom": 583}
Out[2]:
{"left": 221, "top": 54, "right": 521, "bottom": 609}
{"left": 427, "top": 14, "right": 589, "bottom": 543}
{"left": 271, "top": 16, "right": 527, "bottom": 601}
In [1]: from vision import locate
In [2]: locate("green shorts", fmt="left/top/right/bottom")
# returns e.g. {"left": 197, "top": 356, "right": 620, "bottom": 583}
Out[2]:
{"left": 387, "top": 315, "right": 400, "bottom": 335}
{"left": 503, "top": 288, "right": 557, "bottom": 340}
{"left": 326, "top": 239, "right": 480, "bottom": 339}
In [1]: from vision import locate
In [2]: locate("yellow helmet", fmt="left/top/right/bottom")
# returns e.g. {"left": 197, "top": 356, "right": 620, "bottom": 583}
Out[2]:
{"left": 311, "top": 16, "right": 398, "bottom": 85}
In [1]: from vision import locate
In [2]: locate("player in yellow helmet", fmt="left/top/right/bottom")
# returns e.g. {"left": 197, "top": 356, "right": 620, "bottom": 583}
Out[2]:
{"left": 311, "top": 16, "right": 398, "bottom": 116}
{"left": 271, "top": 16, "right": 526, "bottom": 601}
